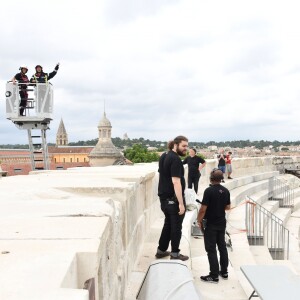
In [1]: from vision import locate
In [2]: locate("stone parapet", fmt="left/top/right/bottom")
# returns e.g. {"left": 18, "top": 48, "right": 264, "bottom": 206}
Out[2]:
{"left": 0, "top": 164, "right": 159, "bottom": 300}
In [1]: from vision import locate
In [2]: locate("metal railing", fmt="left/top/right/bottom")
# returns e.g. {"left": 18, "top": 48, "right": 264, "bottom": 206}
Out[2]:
{"left": 268, "top": 176, "right": 294, "bottom": 208}
{"left": 245, "top": 196, "right": 289, "bottom": 260}
{"left": 6, "top": 82, "right": 53, "bottom": 120}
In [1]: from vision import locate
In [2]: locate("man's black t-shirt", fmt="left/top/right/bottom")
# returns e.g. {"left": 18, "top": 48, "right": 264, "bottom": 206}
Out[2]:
{"left": 217, "top": 154, "right": 226, "bottom": 167}
{"left": 158, "top": 151, "right": 185, "bottom": 199}
{"left": 202, "top": 184, "right": 230, "bottom": 226}
{"left": 182, "top": 156, "right": 205, "bottom": 176}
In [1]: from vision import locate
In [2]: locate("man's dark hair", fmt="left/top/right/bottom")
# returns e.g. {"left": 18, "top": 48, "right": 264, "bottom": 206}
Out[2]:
{"left": 167, "top": 135, "right": 188, "bottom": 151}
{"left": 210, "top": 169, "right": 224, "bottom": 182}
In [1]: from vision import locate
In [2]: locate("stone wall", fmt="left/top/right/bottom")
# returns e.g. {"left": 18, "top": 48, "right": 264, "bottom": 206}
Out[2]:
{"left": 272, "top": 156, "right": 300, "bottom": 173}
{"left": 0, "top": 156, "right": 299, "bottom": 300}
{"left": 199, "top": 156, "right": 278, "bottom": 186}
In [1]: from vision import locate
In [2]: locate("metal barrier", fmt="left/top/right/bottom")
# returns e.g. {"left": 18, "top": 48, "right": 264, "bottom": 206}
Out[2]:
{"left": 245, "top": 196, "right": 289, "bottom": 260}
{"left": 268, "top": 176, "right": 294, "bottom": 208}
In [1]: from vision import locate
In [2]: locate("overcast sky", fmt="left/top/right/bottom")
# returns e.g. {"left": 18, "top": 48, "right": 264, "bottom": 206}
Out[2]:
{"left": 1, "top": 0, "right": 299, "bottom": 145}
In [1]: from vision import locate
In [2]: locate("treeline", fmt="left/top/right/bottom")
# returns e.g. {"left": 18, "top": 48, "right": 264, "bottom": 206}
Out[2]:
{"left": 1, "top": 139, "right": 299, "bottom": 150}
{"left": 63, "top": 138, "right": 300, "bottom": 150}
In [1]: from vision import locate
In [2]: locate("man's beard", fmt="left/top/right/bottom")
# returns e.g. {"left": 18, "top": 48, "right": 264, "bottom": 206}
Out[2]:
{"left": 176, "top": 149, "right": 186, "bottom": 156}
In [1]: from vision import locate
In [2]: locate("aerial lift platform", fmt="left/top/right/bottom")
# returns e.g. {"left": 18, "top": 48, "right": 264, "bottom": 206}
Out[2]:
{"left": 5, "top": 82, "right": 54, "bottom": 171}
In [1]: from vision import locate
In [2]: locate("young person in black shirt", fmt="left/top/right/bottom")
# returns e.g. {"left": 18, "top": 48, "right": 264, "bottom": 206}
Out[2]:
{"left": 183, "top": 148, "right": 206, "bottom": 194}
{"left": 156, "top": 135, "right": 189, "bottom": 261}
{"left": 11, "top": 65, "right": 30, "bottom": 116}
{"left": 197, "top": 168, "right": 231, "bottom": 283}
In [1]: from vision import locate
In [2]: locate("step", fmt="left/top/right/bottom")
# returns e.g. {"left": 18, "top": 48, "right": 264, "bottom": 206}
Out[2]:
{"left": 262, "top": 200, "right": 279, "bottom": 214}
{"left": 292, "top": 196, "right": 300, "bottom": 211}
{"left": 294, "top": 187, "right": 300, "bottom": 198}
{"left": 284, "top": 213, "right": 300, "bottom": 274}
{"left": 228, "top": 233, "right": 257, "bottom": 269}
{"left": 273, "top": 207, "right": 291, "bottom": 226}
{"left": 222, "top": 171, "right": 279, "bottom": 192}
{"left": 249, "top": 245, "right": 274, "bottom": 264}
{"left": 249, "top": 189, "right": 270, "bottom": 205}
{"left": 289, "top": 207, "right": 300, "bottom": 238}
{"left": 191, "top": 256, "right": 248, "bottom": 300}
{"left": 190, "top": 233, "right": 249, "bottom": 300}
{"left": 229, "top": 180, "right": 269, "bottom": 206}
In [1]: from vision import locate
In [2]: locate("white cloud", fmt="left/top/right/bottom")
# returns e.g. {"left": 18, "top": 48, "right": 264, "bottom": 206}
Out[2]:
{"left": 1, "top": 0, "right": 300, "bottom": 145}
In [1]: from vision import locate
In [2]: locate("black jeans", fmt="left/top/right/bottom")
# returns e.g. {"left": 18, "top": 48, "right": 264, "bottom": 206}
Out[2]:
{"left": 158, "top": 198, "right": 185, "bottom": 253}
{"left": 188, "top": 174, "right": 200, "bottom": 194}
{"left": 19, "top": 90, "right": 28, "bottom": 116}
{"left": 204, "top": 224, "right": 228, "bottom": 277}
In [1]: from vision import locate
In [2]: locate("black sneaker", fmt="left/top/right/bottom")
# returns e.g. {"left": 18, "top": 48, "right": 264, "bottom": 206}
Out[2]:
{"left": 170, "top": 254, "right": 189, "bottom": 261}
{"left": 155, "top": 251, "right": 170, "bottom": 259}
{"left": 200, "top": 275, "right": 219, "bottom": 283}
{"left": 219, "top": 272, "right": 228, "bottom": 279}
{"left": 221, "top": 180, "right": 225, "bottom": 183}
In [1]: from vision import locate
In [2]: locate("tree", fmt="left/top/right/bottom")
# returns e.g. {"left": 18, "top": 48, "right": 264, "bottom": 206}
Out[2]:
{"left": 123, "top": 144, "right": 160, "bottom": 163}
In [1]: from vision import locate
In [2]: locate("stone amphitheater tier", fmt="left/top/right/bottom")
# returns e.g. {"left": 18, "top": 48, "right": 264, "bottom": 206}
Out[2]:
{"left": 0, "top": 156, "right": 299, "bottom": 300}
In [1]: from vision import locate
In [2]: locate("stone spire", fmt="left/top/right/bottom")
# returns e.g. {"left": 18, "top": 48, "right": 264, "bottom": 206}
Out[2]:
{"left": 88, "top": 111, "right": 124, "bottom": 166}
{"left": 56, "top": 118, "right": 68, "bottom": 146}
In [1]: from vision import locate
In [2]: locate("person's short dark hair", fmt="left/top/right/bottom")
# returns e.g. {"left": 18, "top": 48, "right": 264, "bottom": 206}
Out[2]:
{"left": 228, "top": 151, "right": 232, "bottom": 155}
{"left": 210, "top": 168, "right": 224, "bottom": 182}
{"left": 191, "top": 148, "right": 197, "bottom": 154}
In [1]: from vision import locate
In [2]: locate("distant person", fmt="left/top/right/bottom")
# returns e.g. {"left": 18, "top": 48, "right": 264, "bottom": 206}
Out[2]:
{"left": 30, "top": 63, "right": 60, "bottom": 83}
{"left": 226, "top": 151, "right": 233, "bottom": 179}
{"left": 183, "top": 148, "right": 206, "bottom": 194}
{"left": 197, "top": 168, "right": 231, "bottom": 283}
{"left": 156, "top": 135, "right": 189, "bottom": 261}
{"left": 11, "top": 65, "right": 30, "bottom": 116}
{"left": 217, "top": 149, "right": 226, "bottom": 183}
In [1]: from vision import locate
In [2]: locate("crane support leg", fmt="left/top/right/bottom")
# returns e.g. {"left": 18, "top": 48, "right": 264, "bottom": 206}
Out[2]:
{"left": 27, "top": 128, "right": 49, "bottom": 171}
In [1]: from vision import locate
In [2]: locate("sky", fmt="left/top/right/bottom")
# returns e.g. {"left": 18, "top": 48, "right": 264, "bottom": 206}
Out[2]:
{"left": 0, "top": 0, "right": 300, "bottom": 145}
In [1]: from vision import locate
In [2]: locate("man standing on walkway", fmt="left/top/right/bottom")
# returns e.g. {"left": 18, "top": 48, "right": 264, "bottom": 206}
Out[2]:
{"left": 217, "top": 149, "right": 226, "bottom": 183}
{"left": 155, "top": 135, "right": 189, "bottom": 261}
{"left": 197, "top": 169, "right": 231, "bottom": 283}
{"left": 183, "top": 148, "right": 206, "bottom": 194}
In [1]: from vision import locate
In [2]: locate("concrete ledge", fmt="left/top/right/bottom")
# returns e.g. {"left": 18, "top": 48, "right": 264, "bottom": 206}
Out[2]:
{"left": 0, "top": 164, "right": 160, "bottom": 300}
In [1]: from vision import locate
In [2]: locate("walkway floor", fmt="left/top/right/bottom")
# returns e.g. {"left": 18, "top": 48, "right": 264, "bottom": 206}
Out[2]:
{"left": 125, "top": 175, "right": 300, "bottom": 300}
{"left": 125, "top": 179, "right": 248, "bottom": 300}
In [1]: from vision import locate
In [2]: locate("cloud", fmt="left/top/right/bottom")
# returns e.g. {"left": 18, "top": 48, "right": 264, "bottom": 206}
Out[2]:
{"left": 1, "top": 0, "right": 300, "bottom": 145}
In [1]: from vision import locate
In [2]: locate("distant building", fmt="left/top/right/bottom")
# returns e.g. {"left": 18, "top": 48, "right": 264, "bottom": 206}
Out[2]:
{"left": 0, "top": 149, "right": 32, "bottom": 176}
{"left": 123, "top": 133, "right": 129, "bottom": 140}
{"left": 48, "top": 146, "right": 92, "bottom": 169}
{"left": 0, "top": 111, "right": 129, "bottom": 174}
{"left": 147, "top": 147, "right": 158, "bottom": 151}
{"left": 56, "top": 118, "right": 68, "bottom": 146}
{"left": 208, "top": 145, "right": 218, "bottom": 151}
{"left": 89, "top": 111, "right": 124, "bottom": 166}
{"left": 0, "top": 119, "right": 92, "bottom": 175}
